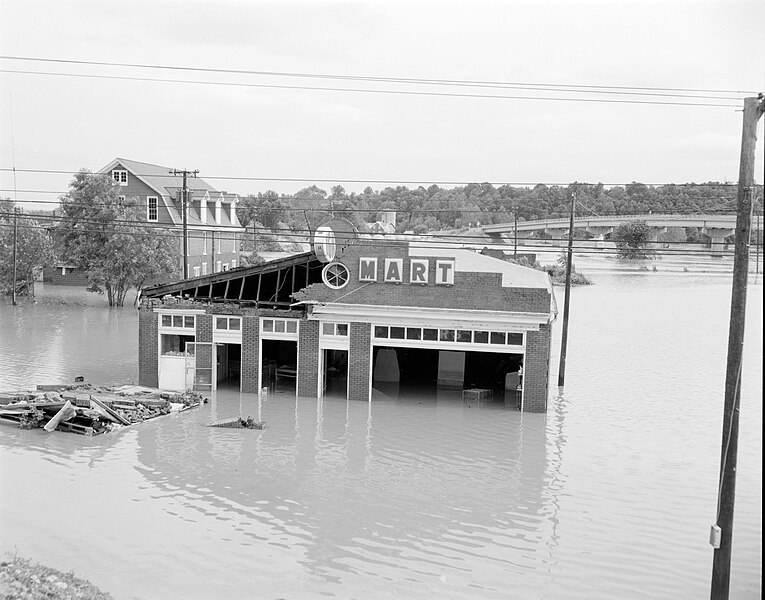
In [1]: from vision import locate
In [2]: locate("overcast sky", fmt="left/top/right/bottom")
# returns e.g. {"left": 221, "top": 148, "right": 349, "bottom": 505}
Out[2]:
{"left": 1, "top": 0, "right": 763, "bottom": 208}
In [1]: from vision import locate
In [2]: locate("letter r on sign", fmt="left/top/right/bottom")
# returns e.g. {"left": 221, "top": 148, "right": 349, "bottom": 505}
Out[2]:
{"left": 410, "top": 259, "right": 428, "bottom": 284}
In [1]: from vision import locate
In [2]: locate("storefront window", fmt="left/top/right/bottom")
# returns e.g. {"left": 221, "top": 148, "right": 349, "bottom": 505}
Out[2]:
{"left": 423, "top": 328, "right": 438, "bottom": 341}
{"left": 161, "top": 334, "right": 195, "bottom": 356}
{"left": 336, "top": 324, "right": 348, "bottom": 336}
{"left": 406, "top": 328, "right": 421, "bottom": 340}
{"left": 474, "top": 331, "right": 489, "bottom": 343}
{"left": 375, "top": 326, "right": 388, "bottom": 338}
{"left": 507, "top": 333, "right": 523, "bottom": 345}
{"left": 390, "top": 327, "right": 405, "bottom": 339}
{"left": 457, "top": 330, "right": 472, "bottom": 343}
{"left": 490, "top": 332, "right": 506, "bottom": 344}
{"left": 439, "top": 329, "right": 455, "bottom": 342}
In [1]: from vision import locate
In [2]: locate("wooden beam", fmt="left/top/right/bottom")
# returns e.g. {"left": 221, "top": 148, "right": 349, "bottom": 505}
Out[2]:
{"left": 238, "top": 276, "right": 245, "bottom": 301}
{"left": 224, "top": 279, "right": 231, "bottom": 300}
{"left": 256, "top": 273, "right": 262, "bottom": 308}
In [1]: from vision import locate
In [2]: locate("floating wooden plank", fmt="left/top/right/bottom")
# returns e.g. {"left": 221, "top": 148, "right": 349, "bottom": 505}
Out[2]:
{"left": 89, "top": 395, "right": 131, "bottom": 426}
{"left": 55, "top": 421, "right": 97, "bottom": 436}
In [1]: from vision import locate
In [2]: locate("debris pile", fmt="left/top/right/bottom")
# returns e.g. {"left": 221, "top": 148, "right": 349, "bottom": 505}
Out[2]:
{"left": 0, "top": 383, "right": 206, "bottom": 436}
{"left": 207, "top": 416, "right": 266, "bottom": 430}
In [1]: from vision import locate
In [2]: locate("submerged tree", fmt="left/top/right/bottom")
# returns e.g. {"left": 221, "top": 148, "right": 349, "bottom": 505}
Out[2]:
{"left": 613, "top": 220, "right": 656, "bottom": 259}
{"left": 58, "top": 170, "right": 180, "bottom": 307}
{"left": 0, "top": 200, "right": 56, "bottom": 298}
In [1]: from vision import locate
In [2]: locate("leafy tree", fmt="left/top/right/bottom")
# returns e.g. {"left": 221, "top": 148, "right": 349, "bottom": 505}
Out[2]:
{"left": 0, "top": 201, "right": 55, "bottom": 298}
{"left": 58, "top": 170, "right": 180, "bottom": 307}
{"left": 613, "top": 220, "right": 655, "bottom": 259}
{"left": 236, "top": 191, "right": 289, "bottom": 229}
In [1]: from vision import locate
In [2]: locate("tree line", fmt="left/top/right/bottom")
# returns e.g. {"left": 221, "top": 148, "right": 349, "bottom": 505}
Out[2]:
{"left": 235, "top": 181, "right": 761, "bottom": 234}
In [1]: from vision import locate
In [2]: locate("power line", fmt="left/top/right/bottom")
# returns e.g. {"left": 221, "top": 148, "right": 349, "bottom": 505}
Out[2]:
{"left": 0, "top": 167, "right": 747, "bottom": 187}
{"left": 0, "top": 55, "right": 756, "bottom": 96}
{"left": 0, "top": 215, "right": 749, "bottom": 256}
{"left": 0, "top": 69, "right": 743, "bottom": 109}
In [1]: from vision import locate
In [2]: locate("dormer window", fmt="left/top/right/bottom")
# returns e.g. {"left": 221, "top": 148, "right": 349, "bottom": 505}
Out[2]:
{"left": 112, "top": 170, "right": 128, "bottom": 186}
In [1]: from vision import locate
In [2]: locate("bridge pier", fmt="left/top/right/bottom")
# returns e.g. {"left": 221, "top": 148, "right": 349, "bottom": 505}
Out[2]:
{"left": 648, "top": 227, "right": 667, "bottom": 249}
{"left": 586, "top": 225, "right": 613, "bottom": 249}
{"left": 544, "top": 227, "right": 569, "bottom": 247}
{"left": 703, "top": 227, "right": 734, "bottom": 258}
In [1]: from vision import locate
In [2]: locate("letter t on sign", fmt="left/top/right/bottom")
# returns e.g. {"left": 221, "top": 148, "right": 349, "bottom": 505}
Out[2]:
{"left": 435, "top": 260, "right": 455, "bottom": 285}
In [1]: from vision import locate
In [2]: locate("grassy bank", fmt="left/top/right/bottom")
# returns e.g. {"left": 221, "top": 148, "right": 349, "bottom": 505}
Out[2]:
{"left": 0, "top": 554, "right": 113, "bottom": 600}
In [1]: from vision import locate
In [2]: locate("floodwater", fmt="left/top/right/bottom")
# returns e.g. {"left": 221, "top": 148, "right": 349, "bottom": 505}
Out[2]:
{"left": 0, "top": 268, "right": 761, "bottom": 600}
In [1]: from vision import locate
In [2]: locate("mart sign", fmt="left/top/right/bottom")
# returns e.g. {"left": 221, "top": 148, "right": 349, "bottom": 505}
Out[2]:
{"left": 358, "top": 257, "right": 455, "bottom": 285}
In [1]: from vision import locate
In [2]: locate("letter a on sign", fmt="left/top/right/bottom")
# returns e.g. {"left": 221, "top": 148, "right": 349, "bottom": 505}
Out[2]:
{"left": 384, "top": 259, "right": 403, "bottom": 283}
{"left": 410, "top": 259, "right": 428, "bottom": 284}
{"left": 359, "top": 257, "right": 377, "bottom": 282}
{"left": 435, "top": 260, "right": 455, "bottom": 285}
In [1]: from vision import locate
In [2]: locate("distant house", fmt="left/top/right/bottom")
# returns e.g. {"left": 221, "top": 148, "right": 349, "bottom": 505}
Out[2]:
{"left": 367, "top": 211, "right": 396, "bottom": 235}
{"left": 99, "top": 158, "right": 245, "bottom": 279}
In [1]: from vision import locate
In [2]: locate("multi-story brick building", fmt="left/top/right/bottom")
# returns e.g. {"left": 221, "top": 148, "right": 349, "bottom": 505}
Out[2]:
{"left": 100, "top": 158, "right": 244, "bottom": 279}
{"left": 138, "top": 221, "right": 557, "bottom": 412}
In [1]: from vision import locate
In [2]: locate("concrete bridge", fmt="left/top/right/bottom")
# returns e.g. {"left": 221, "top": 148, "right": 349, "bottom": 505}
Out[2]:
{"left": 482, "top": 214, "right": 763, "bottom": 257}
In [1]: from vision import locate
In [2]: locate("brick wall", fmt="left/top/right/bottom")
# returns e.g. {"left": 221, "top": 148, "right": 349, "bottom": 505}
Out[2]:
{"left": 294, "top": 241, "right": 551, "bottom": 314}
{"left": 241, "top": 316, "right": 259, "bottom": 393}
{"left": 523, "top": 323, "right": 551, "bottom": 412}
{"left": 138, "top": 309, "right": 158, "bottom": 387}
{"left": 297, "top": 320, "right": 320, "bottom": 397}
{"left": 194, "top": 315, "right": 213, "bottom": 391}
{"left": 348, "top": 322, "right": 371, "bottom": 402}
{"left": 42, "top": 267, "right": 90, "bottom": 286}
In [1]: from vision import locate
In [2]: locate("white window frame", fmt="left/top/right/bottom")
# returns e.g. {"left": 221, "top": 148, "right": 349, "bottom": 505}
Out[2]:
{"left": 260, "top": 317, "right": 299, "bottom": 339}
{"left": 193, "top": 266, "right": 201, "bottom": 277}
{"left": 231, "top": 259, "right": 237, "bottom": 269}
{"left": 214, "top": 316, "right": 242, "bottom": 331}
{"left": 202, "top": 262, "right": 208, "bottom": 275}
{"left": 112, "top": 170, "right": 128, "bottom": 186}
{"left": 147, "top": 196, "right": 158, "bottom": 222}
{"left": 372, "top": 325, "right": 525, "bottom": 353}
{"left": 202, "top": 231, "right": 207, "bottom": 255}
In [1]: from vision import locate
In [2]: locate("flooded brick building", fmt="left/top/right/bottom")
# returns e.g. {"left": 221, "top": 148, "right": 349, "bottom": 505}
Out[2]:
{"left": 138, "top": 223, "right": 557, "bottom": 412}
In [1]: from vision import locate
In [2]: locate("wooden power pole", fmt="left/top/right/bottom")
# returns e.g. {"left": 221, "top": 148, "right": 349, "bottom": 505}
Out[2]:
{"left": 557, "top": 190, "right": 576, "bottom": 387}
{"left": 710, "top": 95, "right": 764, "bottom": 600}
{"left": 11, "top": 207, "right": 19, "bottom": 306}
{"left": 170, "top": 168, "right": 198, "bottom": 279}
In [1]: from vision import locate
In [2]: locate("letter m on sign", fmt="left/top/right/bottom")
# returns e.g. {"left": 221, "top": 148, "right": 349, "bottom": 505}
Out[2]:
{"left": 359, "top": 257, "right": 378, "bottom": 282}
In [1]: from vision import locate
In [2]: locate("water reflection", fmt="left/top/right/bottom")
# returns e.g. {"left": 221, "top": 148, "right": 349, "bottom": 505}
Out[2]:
{"left": 132, "top": 391, "right": 551, "bottom": 594}
{"left": 0, "top": 277, "right": 761, "bottom": 599}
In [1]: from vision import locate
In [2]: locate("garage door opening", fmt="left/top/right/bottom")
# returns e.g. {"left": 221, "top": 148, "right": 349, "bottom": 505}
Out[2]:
{"left": 372, "top": 346, "right": 523, "bottom": 403}
{"left": 215, "top": 343, "right": 241, "bottom": 391}
{"left": 262, "top": 339, "right": 297, "bottom": 395}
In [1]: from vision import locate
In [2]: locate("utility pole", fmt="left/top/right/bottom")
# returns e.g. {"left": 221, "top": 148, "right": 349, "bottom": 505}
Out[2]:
{"left": 557, "top": 190, "right": 576, "bottom": 387}
{"left": 170, "top": 168, "right": 198, "bottom": 279}
{"left": 710, "top": 95, "right": 764, "bottom": 600}
{"left": 11, "top": 207, "right": 19, "bottom": 306}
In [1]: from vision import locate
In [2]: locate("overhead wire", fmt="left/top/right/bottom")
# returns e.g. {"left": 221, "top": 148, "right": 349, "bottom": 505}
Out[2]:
{"left": 0, "top": 68, "right": 743, "bottom": 108}
{"left": 0, "top": 166, "right": 748, "bottom": 187}
{"left": 0, "top": 213, "right": 752, "bottom": 258}
{"left": 0, "top": 55, "right": 755, "bottom": 97}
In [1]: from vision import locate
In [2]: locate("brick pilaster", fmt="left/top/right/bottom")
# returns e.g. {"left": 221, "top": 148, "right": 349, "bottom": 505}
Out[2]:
{"left": 297, "top": 320, "right": 320, "bottom": 397}
{"left": 348, "top": 322, "right": 371, "bottom": 402}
